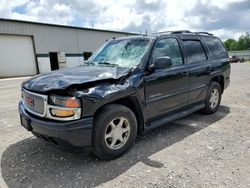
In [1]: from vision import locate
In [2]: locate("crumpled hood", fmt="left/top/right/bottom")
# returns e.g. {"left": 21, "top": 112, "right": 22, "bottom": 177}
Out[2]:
{"left": 22, "top": 65, "right": 131, "bottom": 92}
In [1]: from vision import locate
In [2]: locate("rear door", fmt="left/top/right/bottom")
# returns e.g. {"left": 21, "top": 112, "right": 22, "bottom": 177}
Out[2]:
{"left": 144, "top": 37, "right": 189, "bottom": 119}
{"left": 202, "top": 36, "right": 230, "bottom": 89}
{"left": 181, "top": 38, "right": 212, "bottom": 104}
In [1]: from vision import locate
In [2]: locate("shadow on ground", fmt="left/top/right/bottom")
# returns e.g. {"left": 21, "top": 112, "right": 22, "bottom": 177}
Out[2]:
{"left": 1, "top": 106, "right": 230, "bottom": 187}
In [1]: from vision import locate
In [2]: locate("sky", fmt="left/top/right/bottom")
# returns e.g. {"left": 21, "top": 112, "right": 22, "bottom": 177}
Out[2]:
{"left": 0, "top": 0, "right": 249, "bottom": 40}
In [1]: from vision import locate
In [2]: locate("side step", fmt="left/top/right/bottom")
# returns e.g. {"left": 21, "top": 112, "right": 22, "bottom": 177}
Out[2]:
{"left": 146, "top": 104, "right": 205, "bottom": 131}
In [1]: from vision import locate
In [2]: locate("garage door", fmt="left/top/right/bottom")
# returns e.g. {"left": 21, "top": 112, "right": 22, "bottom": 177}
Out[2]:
{"left": 0, "top": 35, "right": 37, "bottom": 77}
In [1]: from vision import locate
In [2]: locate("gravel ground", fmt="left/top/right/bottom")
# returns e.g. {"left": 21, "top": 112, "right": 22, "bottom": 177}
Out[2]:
{"left": 0, "top": 64, "right": 250, "bottom": 188}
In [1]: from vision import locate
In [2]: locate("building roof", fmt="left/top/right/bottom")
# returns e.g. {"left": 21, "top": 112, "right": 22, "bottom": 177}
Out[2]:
{"left": 0, "top": 18, "right": 138, "bottom": 35}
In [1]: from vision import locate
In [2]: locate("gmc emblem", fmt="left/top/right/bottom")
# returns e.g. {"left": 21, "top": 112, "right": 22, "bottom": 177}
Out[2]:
{"left": 25, "top": 96, "right": 34, "bottom": 106}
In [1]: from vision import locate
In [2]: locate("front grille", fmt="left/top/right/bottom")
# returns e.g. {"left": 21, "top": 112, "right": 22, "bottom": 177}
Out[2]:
{"left": 22, "top": 89, "right": 47, "bottom": 117}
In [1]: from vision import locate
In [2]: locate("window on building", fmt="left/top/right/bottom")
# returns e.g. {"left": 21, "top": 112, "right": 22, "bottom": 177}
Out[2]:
{"left": 152, "top": 38, "right": 183, "bottom": 66}
{"left": 183, "top": 40, "right": 207, "bottom": 64}
{"left": 83, "top": 52, "right": 92, "bottom": 61}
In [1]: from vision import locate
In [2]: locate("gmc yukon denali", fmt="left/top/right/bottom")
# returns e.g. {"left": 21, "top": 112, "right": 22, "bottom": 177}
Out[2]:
{"left": 19, "top": 31, "right": 230, "bottom": 160}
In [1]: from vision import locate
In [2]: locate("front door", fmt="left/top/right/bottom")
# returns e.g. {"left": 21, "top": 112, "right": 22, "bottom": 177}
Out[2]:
{"left": 144, "top": 37, "right": 189, "bottom": 119}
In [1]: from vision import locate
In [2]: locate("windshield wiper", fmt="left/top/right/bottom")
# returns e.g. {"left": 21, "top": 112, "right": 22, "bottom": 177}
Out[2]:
{"left": 83, "top": 61, "right": 95, "bottom": 65}
{"left": 98, "top": 62, "right": 119, "bottom": 66}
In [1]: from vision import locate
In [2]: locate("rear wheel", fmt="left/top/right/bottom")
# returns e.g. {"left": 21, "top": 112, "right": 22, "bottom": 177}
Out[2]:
{"left": 92, "top": 104, "right": 137, "bottom": 160}
{"left": 202, "top": 82, "right": 222, "bottom": 114}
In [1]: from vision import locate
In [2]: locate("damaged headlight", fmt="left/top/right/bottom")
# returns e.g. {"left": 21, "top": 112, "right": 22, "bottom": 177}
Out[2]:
{"left": 48, "top": 95, "right": 81, "bottom": 120}
{"left": 50, "top": 95, "right": 81, "bottom": 108}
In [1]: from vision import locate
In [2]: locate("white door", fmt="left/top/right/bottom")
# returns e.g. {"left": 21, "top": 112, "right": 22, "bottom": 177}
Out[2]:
{"left": 0, "top": 35, "right": 37, "bottom": 77}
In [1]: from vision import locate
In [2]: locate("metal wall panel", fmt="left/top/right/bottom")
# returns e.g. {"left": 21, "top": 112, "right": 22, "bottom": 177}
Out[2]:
{"left": 0, "top": 20, "right": 133, "bottom": 54}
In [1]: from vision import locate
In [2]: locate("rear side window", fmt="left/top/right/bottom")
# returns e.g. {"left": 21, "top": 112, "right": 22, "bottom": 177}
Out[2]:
{"left": 183, "top": 40, "right": 207, "bottom": 64}
{"left": 203, "top": 37, "right": 228, "bottom": 59}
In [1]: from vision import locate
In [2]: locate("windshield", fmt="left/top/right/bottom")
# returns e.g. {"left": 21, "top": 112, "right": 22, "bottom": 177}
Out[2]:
{"left": 87, "top": 38, "right": 151, "bottom": 68}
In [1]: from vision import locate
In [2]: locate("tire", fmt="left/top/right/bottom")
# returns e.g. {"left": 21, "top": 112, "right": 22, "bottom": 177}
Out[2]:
{"left": 202, "top": 82, "right": 222, "bottom": 114}
{"left": 92, "top": 104, "right": 137, "bottom": 160}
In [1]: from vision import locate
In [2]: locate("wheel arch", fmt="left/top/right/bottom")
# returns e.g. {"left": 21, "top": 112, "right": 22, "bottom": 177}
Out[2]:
{"left": 93, "top": 96, "right": 145, "bottom": 134}
{"left": 210, "top": 75, "right": 224, "bottom": 93}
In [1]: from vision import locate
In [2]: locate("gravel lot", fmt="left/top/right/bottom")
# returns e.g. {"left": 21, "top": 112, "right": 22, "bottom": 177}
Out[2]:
{"left": 0, "top": 64, "right": 250, "bottom": 188}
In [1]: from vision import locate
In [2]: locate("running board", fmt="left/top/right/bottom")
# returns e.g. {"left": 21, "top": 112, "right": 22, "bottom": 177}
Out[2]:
{"left": 146, "top": 104, "right": 205, "bottom": 131}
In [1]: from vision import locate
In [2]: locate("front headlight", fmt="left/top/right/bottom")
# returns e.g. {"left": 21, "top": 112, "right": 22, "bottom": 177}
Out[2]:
{"left": 50, "top": 95, "right": 81, "bottom": 108}
{"left": 48, "top": 95, "right": 81, "bottom": 120}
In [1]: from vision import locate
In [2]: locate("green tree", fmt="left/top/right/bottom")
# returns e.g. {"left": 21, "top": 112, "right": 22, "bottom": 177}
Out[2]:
{"left": 245, "top": 32, "right": 250, "bottom": 50}
{"left": 224, "top": 38, "right": 236, "bottom": 51}
{"left": 224, "top": 32, "right": 250, "bottom": 51}
{"left": 238, "top": 35, "right": 246, "bottom": 50}
{"left": 230, "top": 41, "right": 238, "bottom": 50}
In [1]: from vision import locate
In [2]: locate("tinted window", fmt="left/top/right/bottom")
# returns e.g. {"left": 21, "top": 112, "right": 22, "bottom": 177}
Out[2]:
{"left": 183, "top": 40, "right": 207, "bottom": 64}
{"left": 204, "top": 37, "right": 228, "bottom": 59}
{"left": 152, "top": 38, "right": 183, "bottom": 66}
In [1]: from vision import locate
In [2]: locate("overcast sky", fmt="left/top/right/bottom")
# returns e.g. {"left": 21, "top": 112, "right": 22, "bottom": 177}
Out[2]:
{"left": 0, "top": 0, "right": 249, "bottom": 40}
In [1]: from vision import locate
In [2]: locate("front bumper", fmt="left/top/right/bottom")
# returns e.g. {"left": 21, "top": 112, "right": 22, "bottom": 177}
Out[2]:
{"left": 18, "top": 101, "right": 93, "bottom": 148}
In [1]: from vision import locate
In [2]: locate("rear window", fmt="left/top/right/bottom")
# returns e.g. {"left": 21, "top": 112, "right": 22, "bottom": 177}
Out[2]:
{"left": 183, "top": 40, "right": 207, "bottom": 64}
{"left": 203, "top": 37, "right": 228, "bottom": 59}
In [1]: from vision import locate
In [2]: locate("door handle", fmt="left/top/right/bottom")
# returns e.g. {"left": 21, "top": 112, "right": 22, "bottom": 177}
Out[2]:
{"left": 206, "top": 67, "right": 212, "bottom": 73}
{"left": 180, "top": 71, "right": 188, "bottom": 76}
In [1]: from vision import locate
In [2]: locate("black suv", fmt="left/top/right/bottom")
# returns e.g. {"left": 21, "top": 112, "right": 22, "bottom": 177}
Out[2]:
{"left": 19, "top": 31, "right": 230, "bottom": 160}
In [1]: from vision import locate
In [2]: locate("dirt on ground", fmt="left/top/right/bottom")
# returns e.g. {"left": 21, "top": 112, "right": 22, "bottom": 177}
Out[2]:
{"left": 0, "top": 64, "right": 250, "bottom": 188}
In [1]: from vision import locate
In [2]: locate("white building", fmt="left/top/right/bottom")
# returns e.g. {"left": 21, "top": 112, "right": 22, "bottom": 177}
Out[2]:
{"left": 0, "top": 18, "right": 136, "bottom": 78}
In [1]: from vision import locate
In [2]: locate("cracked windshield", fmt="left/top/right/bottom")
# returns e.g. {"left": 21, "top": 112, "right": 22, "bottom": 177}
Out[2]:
{"left": 88, "top": 38, "right": 151, "bottom": 67}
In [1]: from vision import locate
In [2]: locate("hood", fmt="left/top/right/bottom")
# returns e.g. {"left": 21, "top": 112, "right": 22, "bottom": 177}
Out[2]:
{"left": 22, "top": 65, "right": 131, "bottom": 92}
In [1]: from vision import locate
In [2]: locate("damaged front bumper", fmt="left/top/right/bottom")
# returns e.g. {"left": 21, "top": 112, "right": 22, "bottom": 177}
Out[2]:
{"left": 18, "top": 101, "right": 93, "bottom": 148}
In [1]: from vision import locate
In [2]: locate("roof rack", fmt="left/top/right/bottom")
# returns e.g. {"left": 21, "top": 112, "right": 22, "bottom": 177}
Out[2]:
{"left": 152, "top": 30, "right": 214, "bottom": 36}
{"left": 151, "top": 31, "right": 172, "bottom": 35}
{"left": 194, "top": 32, "right": 213, "bottom": 36}
{"left": 170, "top": 30, "right": 192, "bottom": 34}
{"left": 152, "top": 30, "right": 192, "bottom": 35}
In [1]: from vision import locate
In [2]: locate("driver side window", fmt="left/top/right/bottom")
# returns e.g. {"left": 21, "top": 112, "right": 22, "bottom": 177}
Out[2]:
{"left": 152, "top": 38, "right": 183, "bottom": 66}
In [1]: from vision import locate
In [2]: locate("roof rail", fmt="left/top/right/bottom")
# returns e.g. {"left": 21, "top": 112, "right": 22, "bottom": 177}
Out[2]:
{"left": 151, "top": 31, "right": 172, "bottom": 35}
{"left": 151, "top": 30, "right": 214, "bottom": 36}
{"left": 170, "top": 30, "right": 192, "bottom": 34}
{"left": 152, "top": 30, "right": 192, "bottom": 35}
{"left": 195, "top": 32, "right": 213, "bottom": 36}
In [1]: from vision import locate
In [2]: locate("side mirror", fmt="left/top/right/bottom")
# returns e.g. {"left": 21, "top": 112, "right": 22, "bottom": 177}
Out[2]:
{"left": 149, "top": 56, "right": 172, "bottom": 71}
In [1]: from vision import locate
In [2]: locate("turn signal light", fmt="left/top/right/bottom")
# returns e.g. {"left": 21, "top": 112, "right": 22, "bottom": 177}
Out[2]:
{"left": 51, "top": 109, "right": 75, "bottom": 117}
{"left": 64, "top": 98, "right": 81, "bottom": 108}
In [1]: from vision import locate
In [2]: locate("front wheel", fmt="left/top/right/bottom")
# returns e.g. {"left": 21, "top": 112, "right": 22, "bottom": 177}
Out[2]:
{"left": 92, "top": 104, "right": 137, "bottom": 160}
{"left": 202, "top": 82, "right": 222, "bottom": 114}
